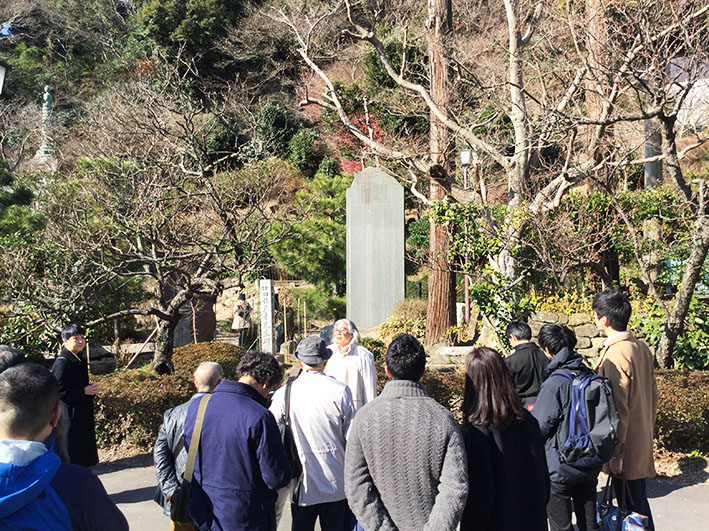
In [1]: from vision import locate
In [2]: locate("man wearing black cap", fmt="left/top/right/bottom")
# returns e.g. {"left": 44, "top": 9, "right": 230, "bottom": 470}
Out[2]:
{"left": 270, "top": 336, "right": 356, "bottom": 531}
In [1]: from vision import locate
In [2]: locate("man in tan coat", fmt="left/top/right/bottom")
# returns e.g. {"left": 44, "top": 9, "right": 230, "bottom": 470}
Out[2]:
{"left": 593, "top": 289, "right": 658, "bottom": 530}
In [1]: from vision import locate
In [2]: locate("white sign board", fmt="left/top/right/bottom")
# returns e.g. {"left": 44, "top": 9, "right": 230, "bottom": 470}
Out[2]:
{"left": 260, "top": 279, "right": 275, "bottom": 354}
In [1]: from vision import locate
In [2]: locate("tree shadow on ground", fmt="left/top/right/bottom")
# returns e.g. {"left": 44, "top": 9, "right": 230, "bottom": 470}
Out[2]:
{"left": 109, "top": 486, "right": 157, "bottom": 505}
{"left": 649, "top": 456, "right": 709, "bottom": 497}
{"left": 93, "top": 451, "right": 153, "bottom": 473}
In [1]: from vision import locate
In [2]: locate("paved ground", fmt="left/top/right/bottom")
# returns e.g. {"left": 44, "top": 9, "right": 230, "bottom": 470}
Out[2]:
{"left": 96, "top": 454, "right": 708, "bottom": 530}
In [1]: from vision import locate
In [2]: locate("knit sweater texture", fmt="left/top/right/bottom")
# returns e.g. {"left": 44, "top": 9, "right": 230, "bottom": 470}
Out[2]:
{"left": 344, "top": 380, "right": 468, "bottom": 531}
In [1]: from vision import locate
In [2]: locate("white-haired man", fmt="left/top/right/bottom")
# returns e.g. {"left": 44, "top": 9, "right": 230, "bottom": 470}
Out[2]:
{"left": 325, "top": 319, "right": 377, "bottom": 412}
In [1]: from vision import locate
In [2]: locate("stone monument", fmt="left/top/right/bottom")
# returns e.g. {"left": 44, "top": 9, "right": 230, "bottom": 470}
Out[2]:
{"left": 26, "top": 85, "right": 58, "bottom": 171}
{"left": 260, "top": 279, "right": 275, "bottom": 354}
{"left": 346, "top": 166, "right": 404, "bottom": 329}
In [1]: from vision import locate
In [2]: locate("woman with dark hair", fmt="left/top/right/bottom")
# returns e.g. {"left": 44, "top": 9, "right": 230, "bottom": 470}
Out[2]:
{"left": 460, "top": 347, "right": 549, "bottom": 531}
{"left": 50, "top": 324, "right": 99, "bottom": 467}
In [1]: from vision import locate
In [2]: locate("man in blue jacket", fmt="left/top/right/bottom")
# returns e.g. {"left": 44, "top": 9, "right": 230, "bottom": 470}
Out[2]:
{"left": 154, "top": 361, "right": 223, "bottom": 528}
{"left": 184, "top": 351, "right": 291, "bottom": 530}
{"left": 0, "top": 363, "right": 128, "bottom": 530}
{"left": 533, "top": 324, "right": 601, "bottom": 531}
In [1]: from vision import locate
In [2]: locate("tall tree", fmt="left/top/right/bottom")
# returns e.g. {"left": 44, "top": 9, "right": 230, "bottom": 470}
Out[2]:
{"left": 425, "top": 0, "right": 456, "bottom": 344}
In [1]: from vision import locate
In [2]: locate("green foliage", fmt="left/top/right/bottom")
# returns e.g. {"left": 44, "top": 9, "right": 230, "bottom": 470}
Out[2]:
{"left": 0, "top": 160, "right": 44, "bottom": 237}
{"left": 632, "top": 297, "right": 709, "bottom": 370}
{"left": 0, "top": 312, "right": 56, "bottom": 362}
{"left": 333, "top": 82, "right": 364, "bottom": 114}
{"left": 558, "top": 186, "right": 688, "bottom": 266}
{"left": 655, "top": 370, "right": 709, "bottom": 453}
{"left": 5, "top": 43, "right": 48, "bottom": 95}
{"left": 271, "top": 172, "right": 351, "bottom": 294}
{"left": 288, "top": 129, "right": 320, "bottom": 172}
{"left": 317, "top": 157, "right": 341, "bottom": 178}
{"left": 361, "top": 40, "right": 426, "bottom": 94}
{"left": 290, "top": 287, "right": 345, "bottom": 322}
{"left": 406, "top": 277, "right": 428, "bottom": 299}
{"left": 138, "top": 0, "right": 242, "bottom": 55}
{"left": 256, "top": 103, "right": 297, "bottom": 157}
{"left": 406, "top": 215, "right": 430, "bottom": 270}
{"left": 371, "top": 101, "right": 428, "bottom": 137}
{"left": 377, "top": 299, "right": 427, "bottom": 344}
{"left": 359, "top": 337, "right": 386, "bottom": 360}
{"left": 471, "top": 103, "right": 513, "bottom": 138}
{"left": 430, "top": 198, "right": 534, "bottom": 337}
{"left": 94, "top": 341, "right": 244, "bottom": 448}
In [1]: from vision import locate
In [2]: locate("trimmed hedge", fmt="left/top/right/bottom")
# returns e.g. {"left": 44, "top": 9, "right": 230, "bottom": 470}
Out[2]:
{"left": 94, "top": 342, "right": 244, "bottom": 448}
{"left": 655, "top": 370, "right": 709, "bottom": 453}
{"left": 93, "top": 341, "right": 708, "bottom": 454}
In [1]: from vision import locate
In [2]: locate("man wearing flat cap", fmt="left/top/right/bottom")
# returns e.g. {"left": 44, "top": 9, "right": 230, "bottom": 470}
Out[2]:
{"left": 270, "top": 336, "right": 356, "bottom": 531}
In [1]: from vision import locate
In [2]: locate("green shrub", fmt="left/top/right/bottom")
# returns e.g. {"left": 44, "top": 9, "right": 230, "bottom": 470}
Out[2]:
{"left": 633, "top": 297, "right": 709, "bottom": 370}
{"left": 94, "top": 341, "right": 244, "bottom": 448}
{"left": 317, "top": 157, "right": 340, "bottom": 178}
{"left": 291, "top": 287, "right": 345, "bottom": 322}
{"left": 376, "top": 299, "right": 427, "bottom": 344}
{"left": 359, "top": 337, "right": 386, "bottom": 360}
{"left": 288, "top": 129, "right": 319, "bottom": 172}
{"left": 257, "top": 103, "right": 297, "bottom": 157}
{"left": 655, "top": 370, "right": 709, "bottom": 453}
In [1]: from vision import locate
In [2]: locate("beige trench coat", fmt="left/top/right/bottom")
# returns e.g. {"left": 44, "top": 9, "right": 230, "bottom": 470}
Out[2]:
{"left": 596, "top": 331, "right": 658, "bottom": 480}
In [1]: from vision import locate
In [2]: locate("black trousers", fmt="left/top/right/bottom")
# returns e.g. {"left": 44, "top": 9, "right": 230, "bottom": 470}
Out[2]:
{"left": 547, "top": 479, "right": 599, "bottom": 531}
{"left": 611, "top": 477, "right": 654, "bottom": 531}
{"left": 291, "top": 499, "right": 354, "bottom": 531}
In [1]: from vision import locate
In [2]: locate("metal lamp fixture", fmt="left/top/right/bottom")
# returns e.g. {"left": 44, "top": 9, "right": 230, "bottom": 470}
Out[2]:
{"left": 460, "top": 149, "right": 472, "bottom": 189}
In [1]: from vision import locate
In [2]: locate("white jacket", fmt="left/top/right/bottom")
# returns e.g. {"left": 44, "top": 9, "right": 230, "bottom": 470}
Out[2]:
{"left": 269, "top": 370, "right": 354, "bottom": 506}
{"left": 325, "top": 343, "right": 377, "bottom": 412}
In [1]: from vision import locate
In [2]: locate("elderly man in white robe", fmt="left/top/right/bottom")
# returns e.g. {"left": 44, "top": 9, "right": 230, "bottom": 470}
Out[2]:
{"left": 325, "top": 319, "right": 377, "bottom": 412}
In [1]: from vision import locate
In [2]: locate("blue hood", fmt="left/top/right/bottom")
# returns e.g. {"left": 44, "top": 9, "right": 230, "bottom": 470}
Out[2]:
{"left": 0, "top": 449, "right": 61, "bottom": 519}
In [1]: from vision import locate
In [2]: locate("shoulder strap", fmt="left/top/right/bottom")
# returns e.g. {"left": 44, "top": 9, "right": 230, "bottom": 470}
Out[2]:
{"left": 284, "top": 377, "right": 295, "bottom": 427}
{"left": 552, "top": 369, "right": 575, "bottom": 380}
{"left": 183, "top": 394, "right": 212, "bottom": 483}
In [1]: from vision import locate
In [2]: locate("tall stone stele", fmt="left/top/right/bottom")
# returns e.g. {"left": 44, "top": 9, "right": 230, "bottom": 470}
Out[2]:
{"left": 346, "top": 167, "right": 405, "bottom": 329}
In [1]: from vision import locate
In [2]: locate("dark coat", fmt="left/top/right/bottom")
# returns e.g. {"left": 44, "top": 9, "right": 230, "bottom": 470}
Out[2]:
{"left": 461, "top": 411, "right": 549, "bottom": 531}
{"left": 505, "top": 342, "right": 549, "bottom": 407}
{"left": 184, "top": 380, "right": 291, "bottom": 531}
{"left": 50, "top": 348, "right": 98, "bottom": 467}
{"left": 153, "top": 392, "right": 204, "bottom": 515}
{"left": 532, "top": 347, "right": 601, "bottom": 485}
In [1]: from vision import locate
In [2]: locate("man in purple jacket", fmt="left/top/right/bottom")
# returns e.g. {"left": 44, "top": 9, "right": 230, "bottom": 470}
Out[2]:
{"left": 184, "top": 351, "right": 291, "bottom": 530}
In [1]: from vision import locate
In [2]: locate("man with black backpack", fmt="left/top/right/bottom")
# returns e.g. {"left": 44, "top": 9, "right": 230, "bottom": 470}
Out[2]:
{"left": 533, "top": 324, "right": 616, "bottom": 531}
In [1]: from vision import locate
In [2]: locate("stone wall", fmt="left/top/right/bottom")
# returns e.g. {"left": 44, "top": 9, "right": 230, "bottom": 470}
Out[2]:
{"left": 528, "top": 311, "right": 604, "bottom": 365}
{"left": 427, "top": 311, "right": 605, "bottom": 367}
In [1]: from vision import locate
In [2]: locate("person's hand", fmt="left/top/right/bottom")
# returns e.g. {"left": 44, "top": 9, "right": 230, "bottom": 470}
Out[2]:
{"left": 609, "top": 455, "right": 623, "bottom": 476}
{"left": 84, "top": 383, "right": 99, "bottom": 395}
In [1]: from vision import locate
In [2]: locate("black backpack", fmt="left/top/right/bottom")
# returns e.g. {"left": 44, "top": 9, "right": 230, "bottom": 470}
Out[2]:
{"left": 553, "top": 370, "right": 620, "bottom": 469}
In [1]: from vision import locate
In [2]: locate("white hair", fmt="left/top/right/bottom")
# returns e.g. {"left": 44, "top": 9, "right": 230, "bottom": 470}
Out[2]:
{"left": 335, "top": 319, "right": 360, "bottom": 344}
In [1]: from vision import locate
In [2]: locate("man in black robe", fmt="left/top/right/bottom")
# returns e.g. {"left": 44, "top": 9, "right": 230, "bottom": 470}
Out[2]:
{"left": 51, "top": 324, "right": 99, "bottom": 467}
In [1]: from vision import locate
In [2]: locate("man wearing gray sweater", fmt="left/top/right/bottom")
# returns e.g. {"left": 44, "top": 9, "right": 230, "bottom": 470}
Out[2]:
{"left": 344, "top": 333, "right": 468, "bottom": 531}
